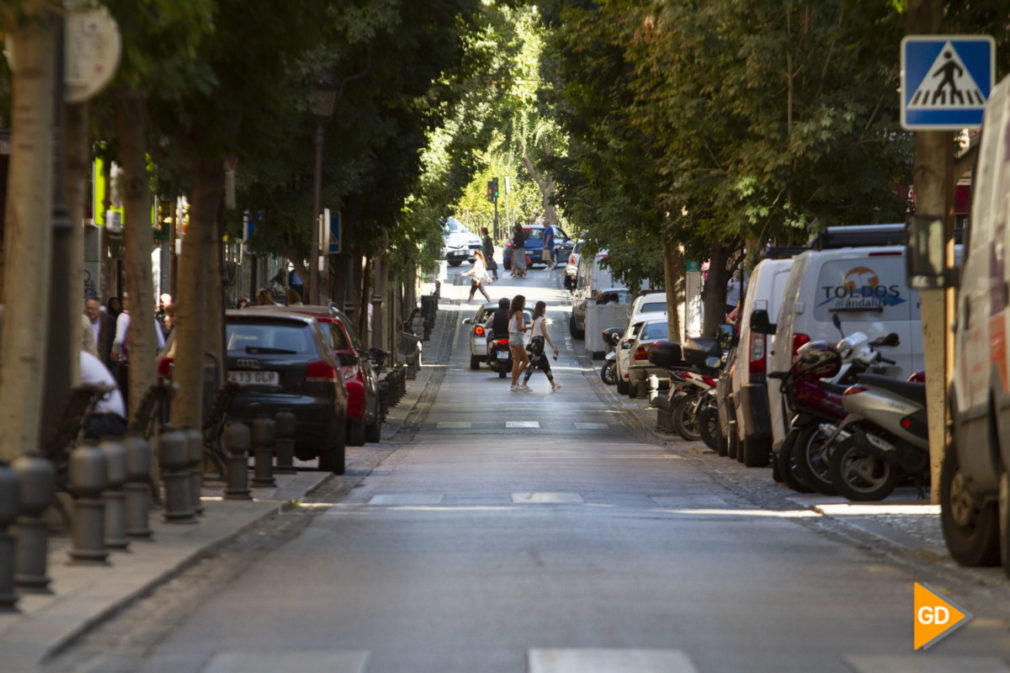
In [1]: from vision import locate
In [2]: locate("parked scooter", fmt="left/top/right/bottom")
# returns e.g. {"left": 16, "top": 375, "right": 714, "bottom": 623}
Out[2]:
{"left": 824, "top": 371, "right": 928, "bottom": 501}
{"left": 600, "top": 327, "right": 621, "bottom": 385}
{"left": 770, "top": 326, "right": 897, "bottom": 494}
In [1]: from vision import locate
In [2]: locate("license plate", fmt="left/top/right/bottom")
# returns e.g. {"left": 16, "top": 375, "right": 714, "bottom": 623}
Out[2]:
{"left": 228, "top": 370, "right": 279, "bottom": 386}
{"left": 496, "top": 351, "right": 509, "bottom": 360}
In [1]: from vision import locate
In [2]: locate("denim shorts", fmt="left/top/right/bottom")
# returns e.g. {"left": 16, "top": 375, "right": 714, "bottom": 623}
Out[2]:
{"left": 509, "top": 332, "right": 524, "bottom": 347}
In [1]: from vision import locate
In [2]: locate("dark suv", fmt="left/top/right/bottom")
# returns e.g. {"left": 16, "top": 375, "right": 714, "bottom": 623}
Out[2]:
{"left": 225, "top": 310, "right": 348, "bottom": 473}
{"left": 503, "top": 225, "right": 574, "bottom": 270}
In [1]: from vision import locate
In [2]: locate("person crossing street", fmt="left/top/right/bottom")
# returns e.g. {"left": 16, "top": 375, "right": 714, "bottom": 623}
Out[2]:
{"left": 521, "top": 300, "right": 561, "bottom": 392}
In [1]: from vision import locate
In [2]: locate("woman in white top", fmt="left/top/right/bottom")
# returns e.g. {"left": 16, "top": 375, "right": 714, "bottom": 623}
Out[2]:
{"left": 508, "top": 294, "right": 530, "bottom": 390}
{"left": 521, "top": 300, "right": 561, "bottom": 392}
{"left": 462, "top": 250, "right": 492, "bottom": 302}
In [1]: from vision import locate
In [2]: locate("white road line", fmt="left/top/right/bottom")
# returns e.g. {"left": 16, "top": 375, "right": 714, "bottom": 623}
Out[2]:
{"left": 507, "top": 421, "right": 541, "bottom": 429}
{"left": 368, "top": 494, "right": 445, "bottom": 506}
{"left": 844, "top": 655, "right": 1010, "bottom": 673}
{"left": 529, "top": 648, "right": 699, "bottom": 673}
{"left": 574, "top": 422, "right": 609, "bottom": 430}
{"left": 512, "top": 492, "right": 584, "bottom": 504}
{"left": 202, "top": 651, "right": 370, "bottom": 673}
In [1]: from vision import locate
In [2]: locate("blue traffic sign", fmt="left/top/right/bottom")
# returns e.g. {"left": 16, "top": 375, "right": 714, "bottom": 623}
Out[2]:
{"left": 901, "top": 35, "right": 994, "bottom": 130}
{"left": 328, "top": 210, "right": 342, "bottom": 254}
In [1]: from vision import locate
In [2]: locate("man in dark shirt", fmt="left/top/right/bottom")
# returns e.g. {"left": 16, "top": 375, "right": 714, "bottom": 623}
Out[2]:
{"left": 484, "top": 297, "right": 511, "bottom": 339}
{"left": 481, "top": 227, "right": 498, "bottom": 280}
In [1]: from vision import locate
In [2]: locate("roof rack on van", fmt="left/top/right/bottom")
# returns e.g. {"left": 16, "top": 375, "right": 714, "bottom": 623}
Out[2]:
{"left": 808, "top": 223, "right": 906, "bottom": 250}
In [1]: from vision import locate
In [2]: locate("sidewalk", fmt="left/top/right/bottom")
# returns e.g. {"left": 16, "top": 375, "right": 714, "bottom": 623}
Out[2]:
{"left": 0, "top": 304, "right": 455, "bottom": 672}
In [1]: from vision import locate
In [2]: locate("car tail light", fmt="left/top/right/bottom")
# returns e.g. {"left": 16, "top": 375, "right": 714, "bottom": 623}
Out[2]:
{"left": 306, "top": 360, "right": 338, "bottom": 382}
{"left": 495, "top": 338, "right": 508, "bottom": 346}
{"left": 158, "top": 357, "right": 173, "bottom": 378}
{"left": 792, "top": 332, "right": 810, "bottom": 356}
{"left": 749, "top": 332, "right": 766, "bottom": 374}
{"left": 702, "top": 376, "right": 717, "bottom": 387}
{"left": 569, "top": 254, "right": 575, "bottom": 264}
{"left": 475, "top": 325, "right": 485, "bottom": 336}
{"left": 901, "top": 417, "right": 912, "bottom": 429}
{"left": 634, "top": 346, "right": 649, "bottom": 361}
{"left": 843, "top": 385, "right": 869, "bottom": 396}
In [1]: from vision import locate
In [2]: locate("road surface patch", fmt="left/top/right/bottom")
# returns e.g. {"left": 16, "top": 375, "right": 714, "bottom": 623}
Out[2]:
{"left": 368, "top": 494, "right": 445, "bottom": 506}
{"left": 512, "top": 492, "right": 584, "bottom": 504}
{"left": 529, "top": 648, "right": 699, "bottom": 672}
{"left": 202, "top": 650, "right": 370, "bottom": 673}
{"left": 844, "top": 655, "right": 1010, "bottom": 673}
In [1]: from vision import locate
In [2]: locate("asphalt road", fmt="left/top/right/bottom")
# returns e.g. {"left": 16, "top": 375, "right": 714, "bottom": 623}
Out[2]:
{"left": 46, "top": 263, "right": 1010, "bottom": 673}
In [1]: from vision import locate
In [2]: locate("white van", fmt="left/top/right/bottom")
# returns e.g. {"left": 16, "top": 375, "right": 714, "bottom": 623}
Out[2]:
{"left": 764, "top": 246, "right": 922, "bottom": 455}
{"left": 570, "top": 250, "right": 619, "bottom": 338}
{"left": 942, "top": 72, "right": 1010, "bottom": 570}
{"left": 730, "top": 257, "right": 794, "bottom": 466}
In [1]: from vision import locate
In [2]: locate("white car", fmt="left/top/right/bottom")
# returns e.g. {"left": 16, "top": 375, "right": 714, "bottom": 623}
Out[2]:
{"left": 615, "top": 292, "right": 667, "bottom": 395}
{"left": 564, "top": 240, "right": 583, "bottom": 290}
{"left": 442, "top": 217, "right": 482, "bottom": 267}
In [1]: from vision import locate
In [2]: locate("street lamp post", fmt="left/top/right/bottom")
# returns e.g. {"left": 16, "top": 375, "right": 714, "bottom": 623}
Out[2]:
{"left": 309, "top": 75, "right": 337, "bottom": 305}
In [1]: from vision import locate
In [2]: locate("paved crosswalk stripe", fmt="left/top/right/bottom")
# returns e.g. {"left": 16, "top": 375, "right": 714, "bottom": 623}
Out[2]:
{"left": 529, "top": 648, "right": 699, "bottom": 673}
{"left": 436, "top": 421, "right": 473, "bottom": 429}
{"left": 574, "top": 422, "right": 609, "bottom": 430}
{"left": 368, "top": 494, "right": 444, "bottom": 506}
{"left": 507, "top": 420, "right": 541, "bottom": 429}
{"left": 512, "top": 492, "right": 584, "bottom": 504}
{"left": 845, "top": 655, "right": 1010, "bottom": 673}
{"left": 202, "top": 651, "right": 369, "bottom": 673}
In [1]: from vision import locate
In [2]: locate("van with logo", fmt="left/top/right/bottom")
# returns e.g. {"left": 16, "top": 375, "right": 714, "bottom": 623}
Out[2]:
{"left": 764, "top": 246, "right": 922, "bottom": 456}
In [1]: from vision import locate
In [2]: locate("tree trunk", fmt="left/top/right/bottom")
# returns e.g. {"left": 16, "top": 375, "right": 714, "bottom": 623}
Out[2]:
{"left": 516, "top": 134, "right": 560, "bottom": 226}
{"left": 662, "top": 239, "right": 685, "bottom": 344}
{"left": 204, "top": 210, "right": 225, "bottom": 389}
{"left": 0, "top": 15, "right": 56, "bottom": 462}
{"left": 171, "top": 154, "right": 223, "bottom": 429}
{"left": 702, "top": 243, "right": 731, "bottom": 337}
{"left": 65, "top": 101, "right": 89, "bottom": 386}
{"left": 116, "top": 92, "right": 157, "bottom": 422}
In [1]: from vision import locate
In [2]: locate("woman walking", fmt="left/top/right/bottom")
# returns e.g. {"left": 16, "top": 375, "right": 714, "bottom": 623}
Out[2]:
{"left": 510, "top": 223, "right": 527, "bottom": 278}
{"left": 508, "top": 294, "right": 530, "bottom": 390}
{"left": 462, "top": 250, "right": 492, "bottom": 302}
{"left": 522, "top": 300, "right": 562, "bottom": 392}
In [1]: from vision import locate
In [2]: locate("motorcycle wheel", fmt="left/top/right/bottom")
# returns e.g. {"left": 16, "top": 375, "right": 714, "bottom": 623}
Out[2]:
{"left": 672, "top": 394, "right": 702, "bottom": 442}
{"left": 601, "top": 360, "right": 617, "bottom": 385}
{"left": 827, "top": 437, "right": 899, "bottom": 501}
{"left": 698, "top": 404, "right": 721, "bottom": 452}
{"left": 777, "top": 430, "right": 814, "bottom": 493}
{"left": 941, "top": 439, "right": 999, "bottom": 566}
{"left": 791, "top": 424, "right": 839, "bottom": 496}
{"left": 470, "top": 355, "right": 481, "bottom": 370}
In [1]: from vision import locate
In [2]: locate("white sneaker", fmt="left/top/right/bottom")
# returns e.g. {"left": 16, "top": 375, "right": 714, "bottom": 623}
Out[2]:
{"left": 552, "top": 383, "right": 562, "bottom": 392}
{"left": 519, "top": 384, "right": 531, "bottom": 391}
{"left": 510, "top": 384, "right": 518, "bottom": 391}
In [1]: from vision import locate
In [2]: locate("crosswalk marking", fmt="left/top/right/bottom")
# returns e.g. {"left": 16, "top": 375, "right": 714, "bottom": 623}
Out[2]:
{"left": 368, "top": 494, "right": 444, "bottom": 506}
{"left": 845, "top": 655, "right": 1010, "bottom": 673}
{"left": 529, "top": 648, "right": 699, "bottom": 673}
{"left": 574, "top": 422, "right": 609, "bottom": 430}
{"left": 202, "top": 651, "right": 369, "bottom": 673}
{"left": 507, "top": 420, "right": 541, "bottom": 429}
{"left": 512, "top": 492, "right": 584, "bottom": 504}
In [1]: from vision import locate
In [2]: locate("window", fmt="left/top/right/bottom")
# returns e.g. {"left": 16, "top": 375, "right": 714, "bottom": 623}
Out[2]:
{"left": 226, "top": 322, "right": 313, "bottom": 354}
{"left": 639, "top": 322, "right": 669, "bottom": 340}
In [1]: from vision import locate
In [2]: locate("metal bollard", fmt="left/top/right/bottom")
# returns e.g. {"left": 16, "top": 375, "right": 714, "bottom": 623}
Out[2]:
{"left": 222, "top": 422, "right": 252, "bottom": 500}
{"left": 67, "top": 441, "right": 109, "bottom": 564}
{"left": 100, "top": 439, "right": 129, "bottom": 550}
{"left": 123, "top": 435, "right": 153, "bottom": 539}
{"left": 274, "top": 410, "right": 297, "bottom": 474}
{"left": 251, "top": 418, "right": 276, "bottom": 488}
{"left": 0, "top": 463, "right": 19, "bottom": 608}
{"left": 158, "top": 426, "right": 195, "bottom": 523}
{"left": 183, "top": 427, "right": 204, "bottom": 515}
{"left": 12, "top": 455, "right": 54, "bottom": 590}
{"left": 647, "top": 375, "right": 661, "bottom": 406}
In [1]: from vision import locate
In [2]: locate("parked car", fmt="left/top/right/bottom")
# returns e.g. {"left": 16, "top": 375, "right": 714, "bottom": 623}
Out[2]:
{"left": 626, "top": 318, "right": 670, "bottom": 397}
{"left": 462, "top": 301, "right": 532, "bottom": 370}
{"left": 615, "top": 292, "right": 668, "bottom": 395}
{"left": 564, "top": 240, "right": 584, "bottom": 290}
{"left": 286, "top": 305, "right": 382, "bottom": 447}
{"left": 730, "top": 256, "right": 794, "bottom": 467}
{"left": 224, "top": 309, "right": 348, "bottom": 473}
{"left": 762, "top": 243, "right": 921, "bottom": 459}
{"left": 442, "top": 217, "right": 482, "bottom": 266}
{"left": 503, "top": 224, "right": 575, "bottom": 270}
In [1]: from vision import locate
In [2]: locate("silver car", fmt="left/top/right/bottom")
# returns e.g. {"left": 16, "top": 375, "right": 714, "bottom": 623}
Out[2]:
{"left": 462, "top": 302, "right": 532, "bottom": 370}
{"left": 625, "top": 318, "right": 670, "bottom": 398}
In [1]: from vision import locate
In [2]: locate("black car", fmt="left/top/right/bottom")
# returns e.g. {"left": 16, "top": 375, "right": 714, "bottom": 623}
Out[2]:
{"left": 225, "top": 310, "right": 348, "bottom": 473}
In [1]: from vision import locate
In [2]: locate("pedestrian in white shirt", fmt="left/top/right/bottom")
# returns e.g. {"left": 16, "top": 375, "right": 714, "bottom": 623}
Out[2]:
{"left": 462, "top": 250, "right": 492, "bottom": 302}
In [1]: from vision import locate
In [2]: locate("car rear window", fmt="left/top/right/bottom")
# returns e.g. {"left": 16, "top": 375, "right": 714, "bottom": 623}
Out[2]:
{"left": 640, "top": 301, "right": 666, "bottom": 313}
{"left": 226, "top": 322, "right": 314, "bottom": 354}
{"left": 525, "top": 228, "right": 544, "bottom": 241}
{"left": 640, "top": 322, "right": 668, "bottom": 340}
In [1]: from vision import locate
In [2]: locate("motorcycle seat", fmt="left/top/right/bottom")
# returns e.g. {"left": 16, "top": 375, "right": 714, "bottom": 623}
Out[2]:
{"left": 855, "top": 373, "right": 926, "bottom": 406}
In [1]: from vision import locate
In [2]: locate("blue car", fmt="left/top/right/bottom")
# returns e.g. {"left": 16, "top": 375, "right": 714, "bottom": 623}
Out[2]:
{"left": 503, "top": 225, "right": 574, "bottom": 270}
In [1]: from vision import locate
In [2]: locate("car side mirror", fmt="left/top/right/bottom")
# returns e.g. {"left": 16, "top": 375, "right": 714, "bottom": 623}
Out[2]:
{"left": 750, "top": 309, "right": 775, "bottom": 335}
{"left": 462, "top": 318, "right": 472, "bottom": 325}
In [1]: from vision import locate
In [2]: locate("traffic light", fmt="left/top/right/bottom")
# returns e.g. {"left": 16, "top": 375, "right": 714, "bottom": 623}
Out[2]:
{"left": 487, "top": 180, "right": 495, "bottom": 202}
{"left": 492, "top": 177, "right": 499, "bottom": 199}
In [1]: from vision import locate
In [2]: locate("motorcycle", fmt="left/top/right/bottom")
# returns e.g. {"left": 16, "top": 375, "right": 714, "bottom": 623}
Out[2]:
{"left": 769, "top": 325, "right": 897, "bottom": 495}
{"left": 486, "top": 332, "right": 512, "bottom": 378}
{"left": 600, "top": 327, "right": 621, "bottom": 385}
{"left": 824, "top": 370, "right": 928, "bottom": 501}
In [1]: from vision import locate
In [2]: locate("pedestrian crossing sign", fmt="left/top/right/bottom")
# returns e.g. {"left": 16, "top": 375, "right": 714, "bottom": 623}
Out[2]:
{"left": 901, "top": 35, "right": 995, "bottom": 130}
